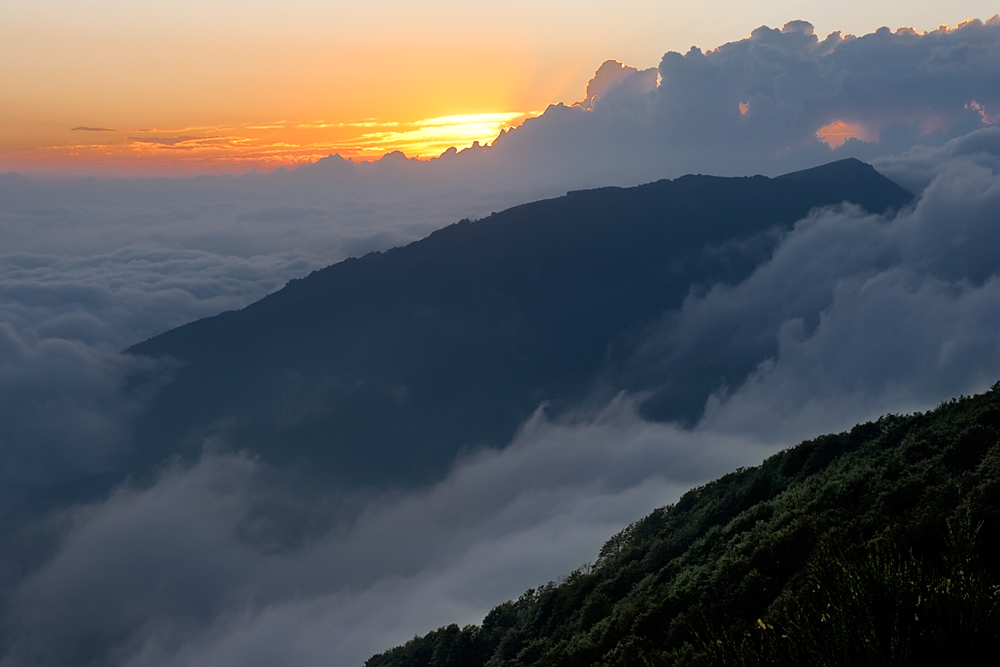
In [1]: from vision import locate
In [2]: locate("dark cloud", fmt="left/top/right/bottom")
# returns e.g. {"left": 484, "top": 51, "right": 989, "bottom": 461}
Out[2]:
{"left": 70, "top": 126, "right": 119, "bottom": 132}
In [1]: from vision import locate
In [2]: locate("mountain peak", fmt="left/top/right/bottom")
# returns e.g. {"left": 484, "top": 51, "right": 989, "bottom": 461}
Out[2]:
{"left": 126, "top": 160, "right": 915, "bottom": 488}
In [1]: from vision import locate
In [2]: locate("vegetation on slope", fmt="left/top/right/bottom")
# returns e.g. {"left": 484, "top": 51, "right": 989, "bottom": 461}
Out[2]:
{"left": 367, "top": 383, "right": 1000, "bottom": 666}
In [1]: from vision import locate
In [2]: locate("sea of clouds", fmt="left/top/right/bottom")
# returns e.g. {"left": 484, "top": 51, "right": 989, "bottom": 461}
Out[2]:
{"left": 3, "top": 18, "right": 1000, "bottom": 667}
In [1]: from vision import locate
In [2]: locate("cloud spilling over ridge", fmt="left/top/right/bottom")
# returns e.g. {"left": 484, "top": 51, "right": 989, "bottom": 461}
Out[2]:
{"left": 873, "top": 125, "right": 1000, "bottom": 192}
{"left": 577, "top": 60, "right": 658, "bottom": 112}
{"left": 620, "top": 152, "right": 1000, "bottom": 436}
{"left": 5, "top": 137, "right": 1000, "bottom": 666}
{"left": 665, "top": 155, "right": 1000, "bottom": 440}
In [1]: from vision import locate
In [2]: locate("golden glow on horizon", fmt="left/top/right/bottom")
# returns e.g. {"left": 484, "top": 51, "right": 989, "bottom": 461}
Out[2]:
{"left": 0, "top": 112, "right": 538, "bottom": 174}
{"left": 815, "top": 120, "right": 875, "bottom": 148}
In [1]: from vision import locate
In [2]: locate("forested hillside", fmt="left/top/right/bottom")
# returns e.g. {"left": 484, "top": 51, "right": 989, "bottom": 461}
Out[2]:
{"left": 368, "top": 383, "right": 1000, "bottom": 666}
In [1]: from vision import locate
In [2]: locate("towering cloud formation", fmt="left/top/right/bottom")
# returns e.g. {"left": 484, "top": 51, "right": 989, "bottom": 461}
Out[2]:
{"left": 6, "top": 143, "right": 1000, "bottom": 666}
{"left": 469, "top": 17, "right": 1000, "bottom": 187}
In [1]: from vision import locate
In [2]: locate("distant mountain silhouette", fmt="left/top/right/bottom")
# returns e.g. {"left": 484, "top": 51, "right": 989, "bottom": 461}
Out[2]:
{"left": 128, "top": 159, "right": 913, "bottom": 486}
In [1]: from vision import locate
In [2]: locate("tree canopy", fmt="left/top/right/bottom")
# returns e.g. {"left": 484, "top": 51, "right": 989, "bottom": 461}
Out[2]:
{"left": 367, "top": 382, "right": 1000, "bottom": 667}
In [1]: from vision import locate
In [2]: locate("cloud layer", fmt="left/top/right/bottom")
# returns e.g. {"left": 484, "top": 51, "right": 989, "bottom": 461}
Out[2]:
{"left": 0, "top": 402, "right": 773, "bottom": 667}
{"left": 0, "top": 247, "right": 320, "bottom": 510}
{"left": 5, "top": 134, "right": 1000, "bottom": 665}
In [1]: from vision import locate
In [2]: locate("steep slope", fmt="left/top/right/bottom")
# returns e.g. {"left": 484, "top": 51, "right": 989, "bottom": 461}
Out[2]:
{"left": 367, "top": 383, "right": 1000, "bottom": 667}
{"left": 128, "top": 159, "right": 913, "bottom": 486}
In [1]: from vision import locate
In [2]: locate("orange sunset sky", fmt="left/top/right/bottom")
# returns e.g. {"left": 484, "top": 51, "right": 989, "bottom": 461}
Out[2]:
{"left": 2, "top": 0, "right": 997, "bottom": 174}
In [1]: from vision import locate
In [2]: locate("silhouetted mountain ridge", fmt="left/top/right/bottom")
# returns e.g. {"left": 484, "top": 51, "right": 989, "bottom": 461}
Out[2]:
{"left": 129, "top": 158, "right": 913, "bottom": 486}
{"left": 366, "top": 384, "right": 1000, "bottom": 667}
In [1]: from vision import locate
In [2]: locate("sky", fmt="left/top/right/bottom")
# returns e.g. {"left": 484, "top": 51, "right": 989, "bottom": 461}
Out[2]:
{"left": 3, "top": 1, "right": 1000, "bottom": 172}
{"left": 4, "top": 4, "right": 1000, "bottom": 666}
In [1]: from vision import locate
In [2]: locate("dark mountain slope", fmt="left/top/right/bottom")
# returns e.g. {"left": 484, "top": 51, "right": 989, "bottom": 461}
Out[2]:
{"left": 129, "top": 159, "right": 913, "bottom": 486}
{"left": 366, "top": 383, "right": 1000, "bottom": 667}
